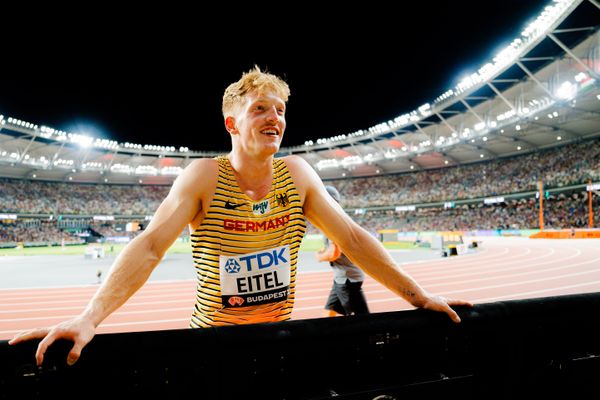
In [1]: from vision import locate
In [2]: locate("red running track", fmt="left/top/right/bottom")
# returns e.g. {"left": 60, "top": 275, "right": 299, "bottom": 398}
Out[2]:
{"left": 2, "top": 237, "right": 600, "bottom": 340}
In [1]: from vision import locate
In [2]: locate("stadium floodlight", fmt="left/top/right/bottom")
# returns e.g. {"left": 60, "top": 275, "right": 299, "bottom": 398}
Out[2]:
{"left": 23, "top": 156, "right": 49, "bottom": 168}
{"left": 111, "top": 164, "right": 133, "bottom": 174}
{"left": 340, "top": 156, "right": 363, "bottom": 168}
{"left": 94, "top": 139, "right": 120, "bottom": 150}
{"left": 574, "top": 72, "right": 588, "bottom": 83}
{"left": 54, "top": 159, "right": 74, "bottom": 168}
{"left": 315, "top": 159, "right": 339, "bottom": 170}
{"left": 418, "top": 103, "right": 431, "bottom": 117}
{"left": 160, "top": 166, "right": 183, "bottom": 176}
{"left": 555, "top": 81, "right": 577, "bottom": 100}
{"left": 497, "top": 109, "right": 516, "bottom": 121}
{"left": 82, "top": 162, "right": 104, "bottom": 171}
{"left": 68, "top": 133, "right": 93, "bottom": 148}
{"left": 135, "top": 165, "right": 158, "bottom": 176}
{"left": 40, "top": 126, "right": 55, "bottom": 138}
{"left": 364, "top": 153, "right": 383, "bottom": 163}
{"left": 394, "top": 114, "right": 410, "bottom": 127}
{"left": 384, "top": 150, "right": 397, "bottom": 159}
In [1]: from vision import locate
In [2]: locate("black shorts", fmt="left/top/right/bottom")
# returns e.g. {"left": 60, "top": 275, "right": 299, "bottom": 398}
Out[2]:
{"left": 325, "top": 280, "right": 369, "bottom": 316}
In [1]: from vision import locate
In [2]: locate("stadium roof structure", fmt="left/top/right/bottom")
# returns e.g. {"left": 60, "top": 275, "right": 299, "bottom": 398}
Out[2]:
{"left": 1, "top": 0, "right": 599, "bottom": 185}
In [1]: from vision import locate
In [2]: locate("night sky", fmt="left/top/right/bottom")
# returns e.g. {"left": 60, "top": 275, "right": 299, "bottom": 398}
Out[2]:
{"left": 1, "top": 1, "right": 560, "bottom": 152}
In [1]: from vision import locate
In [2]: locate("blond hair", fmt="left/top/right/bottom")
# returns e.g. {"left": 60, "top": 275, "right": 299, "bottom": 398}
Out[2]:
{"left": 222, "top": 66, "right": 290, "bottom": 118}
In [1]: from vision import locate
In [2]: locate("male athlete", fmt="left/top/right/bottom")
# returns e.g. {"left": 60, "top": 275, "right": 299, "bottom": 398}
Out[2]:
{"left": 10, "top": 66, "right": 472, "bottom": 366}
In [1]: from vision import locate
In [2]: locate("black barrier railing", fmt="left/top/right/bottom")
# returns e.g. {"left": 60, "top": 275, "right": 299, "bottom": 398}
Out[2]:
{"left": 2, "top": 293, "right": 600, "bottom": 399}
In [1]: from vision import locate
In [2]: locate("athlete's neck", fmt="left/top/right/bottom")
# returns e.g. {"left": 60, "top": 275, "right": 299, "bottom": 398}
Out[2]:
{"left": 227, "top": 151, "right": 274, "bottom": 201}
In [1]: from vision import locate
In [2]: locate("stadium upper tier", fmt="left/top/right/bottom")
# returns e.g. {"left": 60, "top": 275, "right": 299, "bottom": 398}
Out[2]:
{"left": 1, "top": 0, "right": 599, "bottom": 184}
{"left": 1, "top": 136, "right": 598, "bottom": 217}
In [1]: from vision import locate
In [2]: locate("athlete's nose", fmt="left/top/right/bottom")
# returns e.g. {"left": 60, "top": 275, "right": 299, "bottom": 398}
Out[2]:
{"left": 265, "top": 106, "right": 279, "bottom": 124}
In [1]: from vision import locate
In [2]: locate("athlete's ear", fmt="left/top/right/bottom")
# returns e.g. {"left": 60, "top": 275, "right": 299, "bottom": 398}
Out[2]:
{"left": 225, "top": 116, "right": 238, "bottom": 135}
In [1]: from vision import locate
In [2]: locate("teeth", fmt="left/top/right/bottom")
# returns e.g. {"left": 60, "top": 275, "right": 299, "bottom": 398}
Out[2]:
{"left": 263, "top": 129, "right": 278, "bottom": 135}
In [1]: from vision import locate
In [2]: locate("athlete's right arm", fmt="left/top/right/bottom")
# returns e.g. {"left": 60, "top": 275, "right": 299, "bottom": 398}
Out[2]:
{"left": 8, "top": 158, "right": 218, "bottom": 366}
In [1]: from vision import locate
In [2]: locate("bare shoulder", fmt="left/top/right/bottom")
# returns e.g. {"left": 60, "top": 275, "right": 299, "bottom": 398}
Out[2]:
{"left": 179, "top": 158, "right": 218, "bottom": 183}
{"left": 185, "top": 158, "right": 218, "bottom": 176}
{"left": 281, "top": 155, "right": 321, "bottom": 203}
{"left": 281, "top": 155, "right": 313, "bottom": 177}
{"left": 171, "top": 158, "right": 218, "bottom": 198}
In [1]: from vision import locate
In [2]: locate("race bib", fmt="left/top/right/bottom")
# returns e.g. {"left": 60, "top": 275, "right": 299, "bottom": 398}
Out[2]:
{"left": 220, "top": 245, "right": 291, "bottom": 308}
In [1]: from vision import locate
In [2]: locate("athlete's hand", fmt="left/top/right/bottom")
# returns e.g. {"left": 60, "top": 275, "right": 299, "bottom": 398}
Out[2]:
{"left": 420, "top": 294, "right": 473, "bottom": 323}
{"left": 9, "top": 316, "right": 97, "bottom": 366}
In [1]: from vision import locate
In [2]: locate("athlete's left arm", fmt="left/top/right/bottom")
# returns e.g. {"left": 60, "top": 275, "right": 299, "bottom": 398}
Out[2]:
{"left": 284, "top": 156, "right": 472, "bottom": 323}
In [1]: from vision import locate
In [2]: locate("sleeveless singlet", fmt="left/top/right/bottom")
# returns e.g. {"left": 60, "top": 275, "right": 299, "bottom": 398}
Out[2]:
{"left": 189, "top": 156, "right": 306, "bottom": 327}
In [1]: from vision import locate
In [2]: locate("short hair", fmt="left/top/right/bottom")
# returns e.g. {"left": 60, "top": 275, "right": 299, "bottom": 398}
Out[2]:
{"left": 222, "top": 65, "right": 290, "bottom": 118}
{"left": 325, "top": 185, "right": 341, "bottom": 203}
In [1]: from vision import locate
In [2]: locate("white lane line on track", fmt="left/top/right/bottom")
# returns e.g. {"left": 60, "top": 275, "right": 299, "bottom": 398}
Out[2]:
{"left": 295, "top": 251, "right": 600, "bottom": 302}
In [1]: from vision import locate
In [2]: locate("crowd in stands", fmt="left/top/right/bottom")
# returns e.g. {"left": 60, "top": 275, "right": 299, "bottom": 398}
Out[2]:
{"left": 342, "top": 193, "right": 599, "bottom": 235}
{"left": 0, "top": 220, "right": 83, "bottom": 246}
{"left": 331, "top": 139, "right": 600, "bottom": 208}
{"left": 0, "top": 180, "right": 166, "bottom": 215}
{"left": 0, "top": 137, "right": 599, "bottom": 245}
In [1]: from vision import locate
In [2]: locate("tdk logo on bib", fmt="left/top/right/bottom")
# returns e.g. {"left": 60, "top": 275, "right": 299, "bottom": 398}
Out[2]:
{"left": 224, "top": 259, "right": 241, "bottom": 273}
{"left": 225, "top": 247, "right": 287, "bottom": 273}
{"left": 220, "top": 245, "right": 291, "bottom": 308}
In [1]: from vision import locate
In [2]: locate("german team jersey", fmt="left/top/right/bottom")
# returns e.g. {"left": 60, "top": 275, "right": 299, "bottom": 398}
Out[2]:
{"left": 189, "top": 156, "right": 307, "bottom": 327}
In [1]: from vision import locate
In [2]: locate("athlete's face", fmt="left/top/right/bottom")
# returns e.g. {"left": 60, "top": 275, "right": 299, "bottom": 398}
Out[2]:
{"left": 227, "top": 90, "right": 286, "bottom": 157}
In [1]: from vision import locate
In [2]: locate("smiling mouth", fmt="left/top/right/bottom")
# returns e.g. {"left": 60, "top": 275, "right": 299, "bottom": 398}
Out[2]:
{"left": 261, "top": 128, "right": 279, "bottom": 137}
